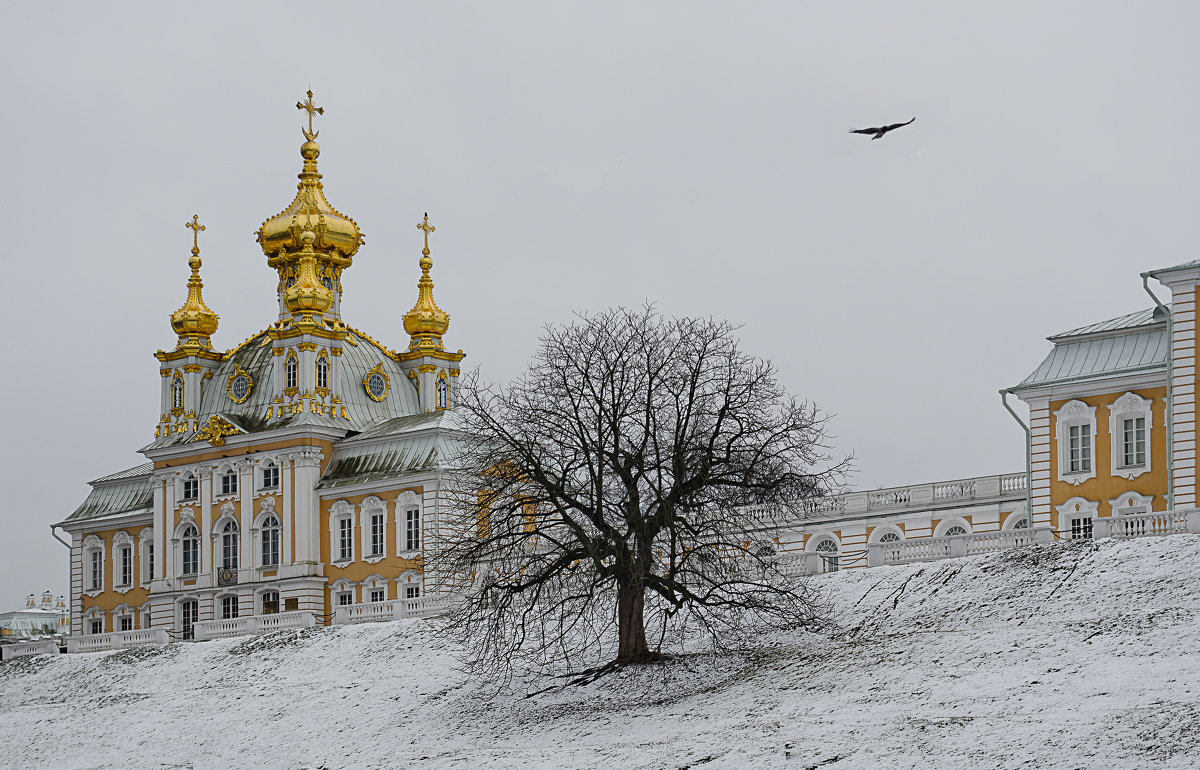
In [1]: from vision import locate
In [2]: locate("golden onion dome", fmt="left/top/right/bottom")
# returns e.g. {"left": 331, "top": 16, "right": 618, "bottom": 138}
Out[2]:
{"left": 256, "top": 92, "right": 363, "bottom": 267}
{"left": 171, "top": 215, "right": 219, "bottom": 342}
{"left": 403, "top": 214, "right": 450, "bottom": 342}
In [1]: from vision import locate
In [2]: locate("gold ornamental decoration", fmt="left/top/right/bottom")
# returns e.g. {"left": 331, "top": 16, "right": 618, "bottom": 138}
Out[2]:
{"left": 363, "top": 362, "right": 390, "bottom": 402}
{"left": 226, "top": 365, "right": 254, "bottom": 404}
{"left": 192, "top": 415, "right": 243, "bottom": 447}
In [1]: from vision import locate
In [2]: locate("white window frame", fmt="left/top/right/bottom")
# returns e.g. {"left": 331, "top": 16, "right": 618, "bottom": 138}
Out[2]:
{"left": 219, "top": 466, "right": 239, "bottom": 497}
{"left": 112, "top": 532, "right": 134, "bottom": 592}
{"left": 219, "top": 594, "right": 240, "bottom": 620}
{"left": 362, "top": 574, "right": 387, "bottom": 604}
{"left": 360, "top": 496, "right": 387, "bottom": 563}
{"left": 1108, "top": 392, "right": 1153, "bottom": 481}
{"left": 806, "top": 533, "right": 841, "bottom": 573}
{"left": 329, "top": 500, "right": 355, "bottom": 565}
{"left": 83, "top": 535, "right": 105, "bottom": 596}
{"left": 139, "top": 527, "right": 155, "bottom": 584}
{"left": 83, "top": 607, "right": 105, "bottom": 635}
{"left": 933, "top": 517, "right": 972, "bottom": 538}
{"left": 179, "top": 522, "right": 200, "bottom": 576}
{"left": 330, "top": 578, "right": 354, "bottom": 607}
{"left": 218, "top": 518, "right": 240, "bottom": 570}
{"left": 261, "top": 460, "right": 280, "bottom": 491}
{"left": 260, "top": 514, "right": 281, "bottom": 568}
{"left": 113, "top": 603, "right": 134, "bottom": 632}
{"left": 1108, "top": 491, "right": 1154, "bottom": 517}
{"left": 1055, "top": 496, "right": 1099, "bottom": 540}
{"left": 1055, "top": 399, "right": 1097, "bottom": 485}
{"left": 397, "top": 491, "right": 421, "bottom": 555}
{"left": 180, "top": 472, "right": 199, "bottom": 502}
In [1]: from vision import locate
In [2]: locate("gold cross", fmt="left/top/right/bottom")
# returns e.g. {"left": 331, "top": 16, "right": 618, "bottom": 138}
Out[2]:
{"left": 417, "top": 212, "right": 436, "bottom": 255}
{"left": 297, "top": 89, "right": 324, "bottom": 140}
{"left": 185, "top": 214, "right": 205, "bottom": 255}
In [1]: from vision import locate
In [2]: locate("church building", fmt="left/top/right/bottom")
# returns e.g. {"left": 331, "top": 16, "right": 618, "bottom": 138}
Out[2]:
{"left": 54, "top": 92, "right": 464, "bottom": 640}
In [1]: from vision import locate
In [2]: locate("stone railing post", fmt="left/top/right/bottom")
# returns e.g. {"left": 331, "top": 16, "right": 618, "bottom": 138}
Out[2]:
{"left": 867, "top": 543, "right": 883, "bottom": 567}
{"left": 949, "top": 535, "right": 967, "bottom": 559}
{"left": 1187, "top": 509, "right": 1200, "bottom": 534}
{"left": 1036, "top": 527, "right": 1053, "bottom": 544}
{"left": 1092, "top": 516, "right": 1112, "bottom": 540}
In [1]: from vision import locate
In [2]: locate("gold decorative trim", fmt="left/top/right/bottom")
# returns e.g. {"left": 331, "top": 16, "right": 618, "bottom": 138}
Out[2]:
{"left": 416, "top": 364, "right": 437, "bottom": 373}
{"left": 298, "top": 342, "right": 319, "bottom": 352}
{"left": 363, "top": 362, "right": 390, "bottom": 402}
{"left": 226, "top": 365, "right": 254, "bottom": 404}
{"left": 192, "top": 415, "right": 242, "bottom": 447}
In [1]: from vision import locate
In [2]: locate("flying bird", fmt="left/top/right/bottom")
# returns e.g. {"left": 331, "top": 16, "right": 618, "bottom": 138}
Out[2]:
{"left": 849, "top": 117, "right": 916, "bottom": 140}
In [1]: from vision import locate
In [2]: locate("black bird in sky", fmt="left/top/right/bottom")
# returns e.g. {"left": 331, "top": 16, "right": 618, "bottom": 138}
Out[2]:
{"left": 849, "top": 117, "right": 916, "bottom": 140}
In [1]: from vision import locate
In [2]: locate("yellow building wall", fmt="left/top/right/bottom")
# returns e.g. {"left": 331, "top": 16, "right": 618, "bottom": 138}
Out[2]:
{"left": 77, "top": 524, "right": 152, "bottom": 630}
{"left": 319, "top": 488, "right": 425, "bottom": 618}
{"left": 1048, "top": 386, "right": 1168, "bottom": 531}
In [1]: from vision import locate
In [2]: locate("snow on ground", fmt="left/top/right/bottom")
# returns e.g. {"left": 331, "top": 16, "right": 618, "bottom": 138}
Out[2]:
{"left": 4, "top": 536, "right": 1200, "bottom": 769}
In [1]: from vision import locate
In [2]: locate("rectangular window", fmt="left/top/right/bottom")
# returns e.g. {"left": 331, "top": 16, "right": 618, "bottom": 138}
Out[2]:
{"left": 1068, "top": 424, "right": 1092, "bottom": 473}
{"left": 89, "top": 619, "right": 103, "bottom": 635}
{"left": 1122, "top": 417, "right": 1147, "bottom": 467}
{"left": 182, "top": 538, "right": 198, "bottom": 576}
{"left": 119, "top": 546, "right": 133, "bottom": 587}
{"left": 262, "top": 527, "right": 280, "bottom": 567}
{"left": 222, "top": 473, "right": 237, "bottom": 495}
{"left": 262, "top": 591, "right": 279, "bottom": 615}
{"left": 370, "top": 588, "right": 385, "bottom": 603}
{"left": 405, "top": 508, "right": 420, "bottom": 551}
{"left": 370, "top": 513, "right": 384, "bottom": 557}
{"left": 405, "top": 585, "right": 420, "bottom": 599}
{"left": 1070, "top": 516, "right": 1094, "bottom": 540}
{"left": 338, "top": 518, "right": 353, "bottom": 561}
{"left": 119, "top": 616, "right": 133, "bottom": 632}
{"left": 147, "top": 542, "right": 154, "bottom": 582}
{"left": 337, "top": 592, "right": 353, "bottom": 606}
{"left": 222, "top": 596, "right": 239, "bottom": 620}
{"left": 182, "top": 477, "right": 198, "bottom": 501}
{"left": 222, "top": 532, "right": 238, "bottom": 570}
{"left": 181, "top": 601, "right": 198, "bottom": 641}
{"left": 263, "top": 465, "right": 279, "bottom": 489}
{"left": 89, "top": 550, "right": 102, "bottom": 590}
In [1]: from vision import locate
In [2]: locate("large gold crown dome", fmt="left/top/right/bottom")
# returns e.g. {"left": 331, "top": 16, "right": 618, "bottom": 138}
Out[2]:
{"left": 255, "top": 91, "right": 363, "bottom": 266}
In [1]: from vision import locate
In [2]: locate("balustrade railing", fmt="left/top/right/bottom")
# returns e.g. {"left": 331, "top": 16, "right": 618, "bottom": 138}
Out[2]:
{"left": 333, "top": 595, "right": 455, "bottom": 625}
{"left": 65, "top": 628, "right": 169, "bottom": 654}
{"left": 193, "top": 610, "right": 315, "bottom": 641}
{"left": 1, "top": 639, "right": 60, "bottom": 660}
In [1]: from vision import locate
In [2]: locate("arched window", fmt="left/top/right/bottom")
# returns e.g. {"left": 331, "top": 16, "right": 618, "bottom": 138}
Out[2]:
{"left": 172, "top": 377, "right": 183, "bottom": 410}
{"left": 878, "top": 532, "right": 900, "bottom": 543}
{"left": 436, "top": 375, "right": 448, "bottom": 410}
{"left": 1012, "top": 519, "right": 1028, "bottom": 529}
{"left": 286, "top": 356, "right": 297, "bottom": 390}
{"left": 316, "top": 355, "right": 329, "bottom": 390}
{"left": 815, "top": 538, "right": 839, "bottom": 572}
{"left": 220, "top": 468, "right": 238, "bottom": 496}
{"left": 221, "top": 520, "right": 239, "bottom": 569}
{"left": 261, "top": 515, "right": 280, "bottom": 567}
{"left": 181, "top": 525, "right": 199, "bottom": 575}
{"left": 945, "top": 525, "right": 968, "bottom": 537}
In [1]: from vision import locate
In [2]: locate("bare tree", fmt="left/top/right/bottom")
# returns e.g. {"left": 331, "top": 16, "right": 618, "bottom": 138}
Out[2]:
{"left": 438, "top": 307, "right": 846, "bottom": 681}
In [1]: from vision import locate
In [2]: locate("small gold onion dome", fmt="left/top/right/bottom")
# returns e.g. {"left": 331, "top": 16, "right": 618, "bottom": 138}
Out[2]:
{"left": 284, "top": 230, "right": 334, "bottom": 313}
{"left": 172, "top": 217, "right": 219, "bottom": 340}
{"left": 255, "top": 136, "right": 363, "bottom": 261}
{"left": 403, "top": 214, "right": 450, "bottom": 339}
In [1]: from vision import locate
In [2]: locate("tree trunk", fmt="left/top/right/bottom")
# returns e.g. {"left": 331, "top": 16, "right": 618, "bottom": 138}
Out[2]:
{"left": 616, "top": 573, "right": 650, "bottom": 663}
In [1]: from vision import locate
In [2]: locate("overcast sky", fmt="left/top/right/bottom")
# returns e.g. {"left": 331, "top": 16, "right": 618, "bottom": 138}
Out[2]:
{"left": 3, "top": 2, "right": 1197, "bottom": 610}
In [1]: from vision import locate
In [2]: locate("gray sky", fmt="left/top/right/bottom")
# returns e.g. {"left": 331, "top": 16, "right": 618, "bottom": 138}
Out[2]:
{"left": 3, "top": 2, "right": 1197, "bottom": 610}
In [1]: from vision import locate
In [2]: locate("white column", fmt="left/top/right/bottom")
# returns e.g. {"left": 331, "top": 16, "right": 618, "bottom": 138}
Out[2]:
{"left": 199, "top": 469, "right": 213, "bottom": 576}
{"left": 281, "top": 455, "right": 294, "bottom": 565}
{"left": 162, "top": 473, "right": 177, "bottom": 579}
{"left": 292, "top": 450, "right": 323, "bottom": 565}
{"left": 239, "top": 460, "right": 254, "bottom": 573}
{"left": 152, "top": 476, "right": 165, "bottom": 582}
{"left": 1172, "top": 286, "right": 1197, "bottom": 508}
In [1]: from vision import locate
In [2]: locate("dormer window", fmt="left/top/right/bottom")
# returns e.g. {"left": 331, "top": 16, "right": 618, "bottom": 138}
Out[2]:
{"left": 316, "top": 355, "right": 329, "bottom": 390}
{"left": 172, "top": 377, "right": 184, "bottom": 410}
{"left": 181, "top": 473, "right": 198, "bottom": 501}
{"left": 220, "top": 468, "right": 238, "bottom": 496}
{"left": 436, "top": 374, "right": 448, "bottom": 410}
{"left": 286, "top": 355, "right": 298, "bottom": 391}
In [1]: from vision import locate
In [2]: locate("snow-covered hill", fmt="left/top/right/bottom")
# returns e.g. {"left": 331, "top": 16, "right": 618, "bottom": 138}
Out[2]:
{"left": 4, "top": 536, "right": 1200, "bottom": 769}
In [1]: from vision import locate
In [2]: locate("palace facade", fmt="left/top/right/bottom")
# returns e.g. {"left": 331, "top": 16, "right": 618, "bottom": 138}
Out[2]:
{"left": 54, "top": 93, "right": 464, "bottom": 640}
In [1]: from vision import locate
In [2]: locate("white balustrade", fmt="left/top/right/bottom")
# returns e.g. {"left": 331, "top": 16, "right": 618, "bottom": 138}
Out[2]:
{"left": 191, "top": 610, "right": 313, "bottom": 641}
{"left": 1104, "top": 509, "right": 1199, "bottom": 540}
{"left": 66, "top": 627, "right": 170, "bottom": 653}
{"left": 1, "top": 640, "right": 60, "bottom": 660}
{"left": 333, "top": 595, "right": 455, "bottom": 625}
{"left": 1000, "top": 474, "right": 1028, "bottom": 493}
{"left": 872, "top": 528, "right": 1053, "bottom": 566}
{"left": 934, "top": 481, "right": 977, "bottom": 501}
{"left": 193, "top": 617, "right": 253, "bottom": 641}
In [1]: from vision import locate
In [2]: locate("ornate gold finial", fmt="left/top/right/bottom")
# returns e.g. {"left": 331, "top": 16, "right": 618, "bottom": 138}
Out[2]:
{"left": 417, "top": 212, "right": 436, "bottom": 256}
{"left": 171, "top": 214, "right": 219, "bottom": 345}
{"left": 297, "top": 90, "right": 324, "bottom": 141}
{"left": 403, "top": 212, "right": 450, "bottom": 346}
{"left": 185, "top": 214, "right": 205, "bottom": 257}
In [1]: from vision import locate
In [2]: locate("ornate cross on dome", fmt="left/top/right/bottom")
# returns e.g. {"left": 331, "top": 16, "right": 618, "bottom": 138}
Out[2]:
{"left": 185, "top": 214, "right": 205, "bottom": 256}
{"left": 417, "top": 212, "right": 436, "bottom": 256}
{"left": 297, "top": 89, "right": 324, "bottom": 141}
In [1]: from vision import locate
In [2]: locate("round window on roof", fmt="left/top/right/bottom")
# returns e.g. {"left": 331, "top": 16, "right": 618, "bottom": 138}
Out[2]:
{"left": 364, "top": 365, "right": 390, "bottom": 402}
